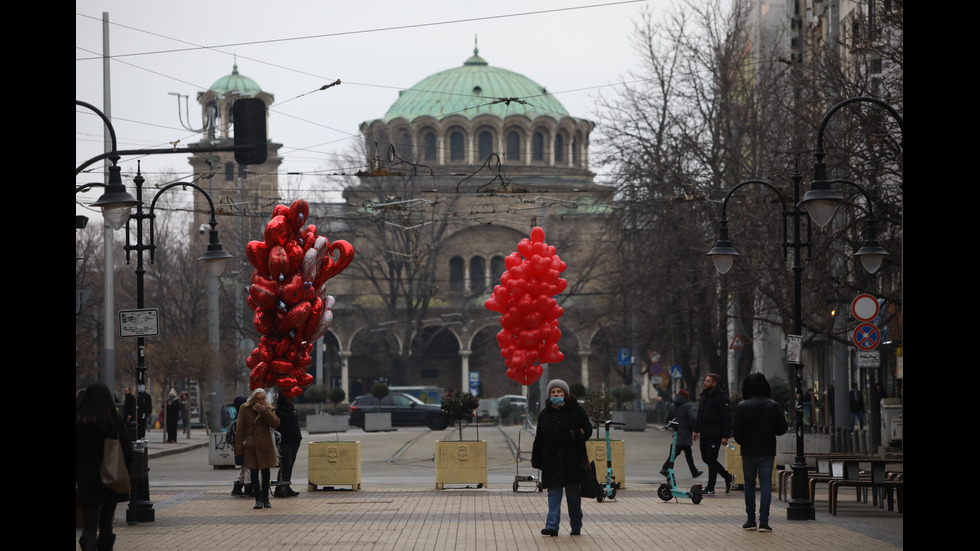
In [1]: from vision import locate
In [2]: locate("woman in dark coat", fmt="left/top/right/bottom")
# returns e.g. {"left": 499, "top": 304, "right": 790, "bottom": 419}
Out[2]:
{"left": 273, "top": 392, "right": 302, "bottom": 497}
{"left": 76, "top": 382, "right": 133, "bottom": 551}
{"left": 531, "top": 379, "right": 593, "bottom": 537}
{"left": 165, "top": 388, "right": 180, "bottom": 443}
{"left": 234, "top": 388, "right": 280, "bottom": 509}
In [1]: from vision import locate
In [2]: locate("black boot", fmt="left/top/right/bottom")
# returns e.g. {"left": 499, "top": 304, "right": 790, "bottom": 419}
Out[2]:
{"left": 253, "top": 494, "right": 263, "bottom": 509}
{"left": 231, "top": 481, "right": 244, "bottom": 496}
{"left": 263, "top": 480, "right": 272, "bottom": 508}
{"left": 97, "top": 533, "right": 116, "bottom": 551}
{"left": 286, "top": 484, "right": 300, "bottom": 497}
{"left": 243, "top": 483, "right": 254, "bottom": 497}
{"left": 273, "top": 483, "right": 287, "bottom": 498}
{"left": 79, "top": 534, "right": 97, "bottom": 551}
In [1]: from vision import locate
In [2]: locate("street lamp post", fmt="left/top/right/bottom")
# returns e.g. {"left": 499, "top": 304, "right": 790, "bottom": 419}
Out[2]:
{"left": 707, "top": 168, "right": 885, "bottom": 521}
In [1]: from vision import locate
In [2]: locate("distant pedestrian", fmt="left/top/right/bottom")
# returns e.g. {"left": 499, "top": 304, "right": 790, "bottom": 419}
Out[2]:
{"left": 531, "top": 379, "right": 593, "bottom": 537}
{"left": 229, "top": 396, "right": 252, "bottom": 497}
{"left": 136, "top": 386, "right": 152, "bottom": 439}
{"left": 733, "top": 373, "right": 788, "bottom": 533}
{"left": 849, "top": 383, "right": 865, "bottom": 429}
{"left": 693, "top": 373, "right": 734, "bottom": 495}
{"left": 166, "top": 389, "right": 181, "bottom": 443}
{"left": 660, "top": 389, "right": 702, "bottom": 479}
{"left": 179, "top": 391, "right": 190, "bottom": 434}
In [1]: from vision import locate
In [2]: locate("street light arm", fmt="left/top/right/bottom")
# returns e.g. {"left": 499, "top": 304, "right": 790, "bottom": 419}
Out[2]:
{"left": 816, "top": 96, "right": 904, "bottom": 154}
{"left": 146, "top": 181, "right": 224, "bottom": 264}
{"left": 76, "top": 100, "right": 117, "bottom": 155}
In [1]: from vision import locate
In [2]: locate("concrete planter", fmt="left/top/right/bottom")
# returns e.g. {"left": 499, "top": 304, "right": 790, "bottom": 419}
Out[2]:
{"left": 364, "top": 412, "right": 392, "bottom": 432}
{"left": 308, "top": 441, "right": 361, "bottom": 491}
{"left": 611, "top": 411, "right": 646, "bottom": 431}
{"left": 586, "top": 439, "right": 626, "bottom": 489}
{"left": 306, "top": 414, "right": 349, "bottom": 434}
{"left": 435, "top": 440, "right": 487, "bottom": 489}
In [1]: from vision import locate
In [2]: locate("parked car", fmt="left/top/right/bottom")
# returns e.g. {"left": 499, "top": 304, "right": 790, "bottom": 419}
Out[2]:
{"left": 348, "top": 392, "right": 449, "bottom": 430}
{"left": 498, "top": 395, "right": 528, "bottom": 410}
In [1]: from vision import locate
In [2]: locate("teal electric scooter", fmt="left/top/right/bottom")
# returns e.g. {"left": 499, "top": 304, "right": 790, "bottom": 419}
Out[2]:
{"left": 593, "top": 419, "right": 626, "bottom": 502}
{"left": 658, "top": 419, "right": 703, "bottom": 504}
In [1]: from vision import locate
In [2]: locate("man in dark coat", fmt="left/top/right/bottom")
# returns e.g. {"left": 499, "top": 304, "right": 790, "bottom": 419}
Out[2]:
{"left": 733, "top": 372, "right": 788, "bottom": 532}
{"left": 693, "top": 372, "right": 734, "bottom": 495}
{"left": 531, "top": 379, "right": 593, "bottom": 536}
{"left": 136, "top": 386, "right": 152, "bottom": 439}
{"left": 660, "top": 389, "right": 703, "bottom": 478}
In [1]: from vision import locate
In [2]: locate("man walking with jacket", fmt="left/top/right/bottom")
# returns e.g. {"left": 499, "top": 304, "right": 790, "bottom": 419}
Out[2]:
{"left": 693, "top": 373, "right": 734, "bottom": 495}
{"left": 733, "top": 372, "right": 788, "bottom": 532}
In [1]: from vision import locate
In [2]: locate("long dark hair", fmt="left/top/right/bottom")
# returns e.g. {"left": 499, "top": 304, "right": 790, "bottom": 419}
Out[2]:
{"left": 76, "top": 381, "right": 121, "bottom": 434}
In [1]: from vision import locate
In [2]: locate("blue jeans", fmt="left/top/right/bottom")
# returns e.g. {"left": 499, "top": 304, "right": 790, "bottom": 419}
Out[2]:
{"left": 741, "top": 456, "right": 774, "bottom": 524}
{"left": 545, "top": 484, "right": 582, "bottom": 531}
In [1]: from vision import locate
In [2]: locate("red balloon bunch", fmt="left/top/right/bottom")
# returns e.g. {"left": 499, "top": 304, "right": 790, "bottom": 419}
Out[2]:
{"left": 244, "top": 199, "right": 354, "bottom": 397}
{"left": 484, "top": 226, "right": 567, "bottom": 386}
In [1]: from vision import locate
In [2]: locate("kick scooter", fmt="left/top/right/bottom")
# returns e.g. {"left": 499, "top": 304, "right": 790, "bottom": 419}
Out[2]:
{"left": 592, "top": 418, "right": 625, "bottom": 502}
{"left": 657, "top": 419, "right": 703, "bottom": 504}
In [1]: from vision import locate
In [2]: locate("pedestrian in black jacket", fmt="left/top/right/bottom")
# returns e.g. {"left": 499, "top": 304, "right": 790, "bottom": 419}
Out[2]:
{"left": 693, "top": 372, "right": 734, "bottom": 494}
{"left": 76, "top": 382, "right": 133, "bottom": 551}
{"left": 733, "top": 372, "right": 788, "bottom": 532}
{"left": 660, "top": 389, "right": 703, "bottom": 478}
{"left": 273, "top": 392, "right": 302, "bottom": 497}
{"left": 531, "top": 379, "right": 593, "bottom": 537}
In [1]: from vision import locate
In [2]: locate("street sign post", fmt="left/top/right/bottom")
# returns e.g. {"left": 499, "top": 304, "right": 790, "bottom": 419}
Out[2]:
{"left": 119, "top": 308, "right": 159, "bottom": 338}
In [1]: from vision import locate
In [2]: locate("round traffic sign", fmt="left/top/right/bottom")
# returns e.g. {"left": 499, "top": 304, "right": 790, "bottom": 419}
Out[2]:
{"left": 650, "top": 362, "right": 662, "bottom": 376}
{"left": 852, "top": 323, "right": 881, "bottom": 350}
{"left": 851, "top": 294, "right": 879, "bottom": 321}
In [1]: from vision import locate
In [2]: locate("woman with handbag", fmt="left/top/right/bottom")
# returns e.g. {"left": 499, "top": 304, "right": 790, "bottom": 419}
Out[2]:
{"left": 234, "top": 388, "right": 280, "bottom": 509}
{"left": 531, "top": 379, "right": 593, "bottom": 537}
{"left": 76, "top": 382, "right": 133, "bottom": 551}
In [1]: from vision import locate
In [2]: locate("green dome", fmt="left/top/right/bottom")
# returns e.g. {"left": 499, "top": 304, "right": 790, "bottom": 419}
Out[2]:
{"left": 383, "top": 48, "right": 569, "bottom": 123}
{"left": 209, "top": 64, "right": 267, "bottom": 98}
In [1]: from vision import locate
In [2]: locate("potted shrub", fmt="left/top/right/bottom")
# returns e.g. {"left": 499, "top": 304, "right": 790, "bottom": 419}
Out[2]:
{"left": 610, "top": 385, "right": 646, "bottom": 431}
{"left": 305, "top": 385, "right": 349, "bottom": 434}
{"left": 435, "top": 391, "right": 486, "bottom": 489}
{"left": 583, "top": 390, "right": 627, "bottom": 489}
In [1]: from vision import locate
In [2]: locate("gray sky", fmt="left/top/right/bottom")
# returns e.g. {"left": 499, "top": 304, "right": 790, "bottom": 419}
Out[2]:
{"left": 76, "top": 0, "right": 672, "bottom": 224}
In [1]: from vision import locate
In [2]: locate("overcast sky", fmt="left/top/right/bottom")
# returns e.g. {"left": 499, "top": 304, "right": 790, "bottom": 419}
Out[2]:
{"left": 76, "top": 0, "right": 674, "bottom": 224}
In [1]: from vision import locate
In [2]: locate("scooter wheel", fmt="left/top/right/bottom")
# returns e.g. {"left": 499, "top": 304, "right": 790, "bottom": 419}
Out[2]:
{"left": 691, "top": 486, "right": 703, "bottom": 504}
{"left": 596, "top": 492, "right": 605, "bottom": 503}
{"left": 657, "top": 483, "right": 673, "bottom": 502}
{"left": 609, "top": 487, "right": 617, "bottom": 500}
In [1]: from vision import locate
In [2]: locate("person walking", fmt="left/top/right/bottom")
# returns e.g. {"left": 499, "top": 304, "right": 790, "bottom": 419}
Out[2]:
{"left": 179, "top": 391, "right": 190, "bottom": 436}
{"left": 122, "top": 387, "right": 136, "bottom": 432}
{"left": 76, "top": 382, "right": 133, "bottom": 551}
{"left": 849, "top": 383, "right": 865, "bottom": 429}
{"left": 660, "top": 389, "right": 703, "bottom": 479}
{"left": 733, "top": 373, "right": 788, "bottom": 533}
{"left": 165, "top": 389, "right": 181, "bottom": 443}
{"left": 273, "top": 392, "right": 302, "bottom": 498}
{"left": 693, "top": 372, "right": 734, "bottom": 495}
{"left": 229, "top": 396, "right": 253, "bottom": 497}
{"left": 136, "top": 386, "right": 152, "bottom": 439}
{"left": 234, "top": 388, "right": 280, "bottom": 509}
{"left": 531, "top": 379, "right": 593, "bottom": 537}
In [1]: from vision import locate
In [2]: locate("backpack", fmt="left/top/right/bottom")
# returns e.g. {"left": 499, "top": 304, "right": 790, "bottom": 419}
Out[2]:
{"left": 226, "top": 419, "right": 237, "bottom": 447}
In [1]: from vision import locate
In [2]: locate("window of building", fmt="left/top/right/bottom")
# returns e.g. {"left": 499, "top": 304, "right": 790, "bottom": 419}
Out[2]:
{"left": 490, "top": 255, "right": 506, "bottom": 281}
{"left": 532, "top": 131, "right": 545, "bottom": 162}
{"left": 398, "top": 132, "right": 414, "bottom": 162}
{"left": 554, "top": 134, "right": 565, "bottom": 164}
{"left": 424, "top": 132, "right": 437, "bottom": 161}
{"left": 450, "top": 131, "right": 465, "bottom": 162}
{"left": 449, "top": 256, "right": 464, "bottom": 293}
{"left": 506, "top": 131, "right": 521, "bottom": 161}
{"left": 478, "top": 131, "right": 494, "bottom": 163}
{"left": 572, "top": 137, "right": 580, "bottom": 166}
{"left": 469, "top": 256, "right": 486, "bottom": 293}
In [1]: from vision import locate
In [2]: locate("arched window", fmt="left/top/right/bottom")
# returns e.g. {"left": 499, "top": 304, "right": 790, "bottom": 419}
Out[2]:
{"left": 506, "top": 131, "right": 521, "bottom": 161}
{"left": 469, "top": 256, "right": 486, "bottom": 293}
{"left": 490, "top": 255, "right": 506, "bottom": 281}
{"left": 572, "top": 137, "right": 580, "bottom": 167}
{"left": 532, "top": 131, "right": 544, "bottom": 162}
{"left": 397, "top": 132, "right": 414, "bottom": 162}
{"left": 450, "top": 131, "right": 465, "bottom": 162}
{"left": 449, "top": 257, "right": 464, "bottom": 293}
{"left": 478, "top": 131, "right": 494, "bottom": 163}
{"left": 554, "top": 134, "right": 565, "bottom": 164}
{"left": 424, "top": 132, "right": 437, "bottom": 162}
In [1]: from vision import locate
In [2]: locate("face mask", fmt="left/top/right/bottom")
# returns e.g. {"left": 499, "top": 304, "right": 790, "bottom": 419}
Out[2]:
{"left": 549, "top": 397, "right": 564, "bottom": 406}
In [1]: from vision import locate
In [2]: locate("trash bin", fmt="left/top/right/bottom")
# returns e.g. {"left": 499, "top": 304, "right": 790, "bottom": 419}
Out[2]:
{"left": 881, "top": 402, "right": 902, "bottom": 445}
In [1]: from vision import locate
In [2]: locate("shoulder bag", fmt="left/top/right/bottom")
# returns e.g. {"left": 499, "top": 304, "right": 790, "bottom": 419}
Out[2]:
{"left": 580, "top": 459, "right": 601, "bottom": 498}
{"left": 101, "top": 431, "right": 131, "bottom": 494}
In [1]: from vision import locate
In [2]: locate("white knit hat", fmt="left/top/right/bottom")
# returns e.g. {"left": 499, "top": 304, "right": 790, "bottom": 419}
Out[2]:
{"left": 547, "top": 379, "right": 569, "bottom": 395}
